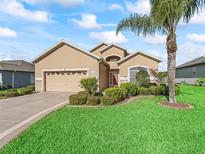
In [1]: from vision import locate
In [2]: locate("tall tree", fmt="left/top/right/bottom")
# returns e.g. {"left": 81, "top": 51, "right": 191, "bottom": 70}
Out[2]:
{"left": 116, "top": 0, "right": 204, "bottom": 103}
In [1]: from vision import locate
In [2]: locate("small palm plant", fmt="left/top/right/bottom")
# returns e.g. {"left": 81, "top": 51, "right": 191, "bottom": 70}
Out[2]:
{"left": 116, "top": 0, "right": 204, "bottom": 103}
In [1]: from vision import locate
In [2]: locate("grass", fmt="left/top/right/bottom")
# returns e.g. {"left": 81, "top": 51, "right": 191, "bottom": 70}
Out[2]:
{"left": 1, "top": 85, "right": 205, "bottom": 154}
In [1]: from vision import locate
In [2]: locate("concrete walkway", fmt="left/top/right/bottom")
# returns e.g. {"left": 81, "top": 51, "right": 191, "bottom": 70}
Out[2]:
{"left": 0, "top": 92, "right": 72, "bottom": 148}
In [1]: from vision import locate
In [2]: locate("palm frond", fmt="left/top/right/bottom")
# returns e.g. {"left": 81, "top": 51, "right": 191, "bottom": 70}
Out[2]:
{"left": 116, "top": 14, "right": 166, "bottom": 36}
{"left": 183, "top": 0, "right": 205, "bottom": 22}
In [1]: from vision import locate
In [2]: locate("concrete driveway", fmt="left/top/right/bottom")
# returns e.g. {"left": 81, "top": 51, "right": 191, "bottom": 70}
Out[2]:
{"left": 0, "top": 92, "right": 72, "bottom": 148}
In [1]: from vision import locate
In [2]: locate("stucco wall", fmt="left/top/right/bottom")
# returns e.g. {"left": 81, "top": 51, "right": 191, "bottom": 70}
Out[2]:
{"left": 35, "top": 44, "right": 99, "bottom": 91}
{"left": 91, "top": 44, "right": 108, "bottom": 57}
{"left": 101, "top": 46, "right": 126, "bottom": 59}
{"left": 118, "top": 54, "right": 159, "bottom": 83}
{"left": 99, "top": 62, "right": 109, "bottom": 91}
{"left": 176, "top": 63, "right": 205, "bottom": 78}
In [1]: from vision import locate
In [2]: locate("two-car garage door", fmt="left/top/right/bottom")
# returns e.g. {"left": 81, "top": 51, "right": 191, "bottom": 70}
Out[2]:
{"left": 45, "top": 70, "right": 87, "bottom": 92}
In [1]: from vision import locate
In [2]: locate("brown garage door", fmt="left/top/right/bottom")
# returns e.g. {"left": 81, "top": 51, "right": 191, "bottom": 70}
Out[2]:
{"left": 45, "top": 71, "right": 87, "bottom": 92}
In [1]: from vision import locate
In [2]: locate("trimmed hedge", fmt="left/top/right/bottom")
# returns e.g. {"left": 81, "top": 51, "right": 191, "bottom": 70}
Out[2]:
{"left": 196, "top": 78, "right": 205, "bottom": 86}
{"left": 100, "top": 96, "right": 115, "bottom": 106}
{"left": 18, "top": 88, "right": 33, "bottom": 95}
{"left": 105, "top": 87, "right": 127, "bottom": 102}
{"left": 69, "top": 94, "right": 87, "bottom": 105}
{"left": 87, "top": 96, "right": 101, "bottom": 105}
{"left": 120, "top": 82, "right": 138, "bottom": 96}
{"left": 78, "top": 91, "right": 88, "bottom": 96}
{"left": 5, "top": 91, "right": 19, "bottom": 97}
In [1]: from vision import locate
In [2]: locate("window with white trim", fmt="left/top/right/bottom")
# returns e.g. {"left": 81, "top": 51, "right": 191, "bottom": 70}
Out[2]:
{"left": 129, "top": 67, "right": 148, "bottom": 83}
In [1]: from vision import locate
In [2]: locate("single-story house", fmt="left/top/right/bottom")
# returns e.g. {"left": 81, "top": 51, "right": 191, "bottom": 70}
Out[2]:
{"left": 0, "top": 60, "right": 35, "bottom": 88}
{"left": 176, "top": 56, "right": 205, "bottom": 84}
{"left": 33, "top": 40, "right": 161, "bottom": 92}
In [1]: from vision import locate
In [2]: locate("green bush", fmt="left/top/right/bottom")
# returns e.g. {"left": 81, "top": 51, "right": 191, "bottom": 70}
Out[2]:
{"left": 164, "top": 84, "right": 180, "bottom": 96}
{"left": 138, "top": 87, "right": 152, "bottom": 95}
{"left": 135, "top": 70, "right": 150, "bottom": 87}
{"left": 120, "top": 82, "right": 138, "bottom": 96}
{"left": 105, "top": 87, "right": 127, "bottom": 102}
{"left": 18, "top": 88, "right": 33, "bottom": 95}
{"left": 80, "top": 77, "right": 98, "bottom": 96}
{"left": 5, "top": 91, "right": 19, "bottom": 98}
{"left": 87, "top": 96, "right": 101, "bottom": 105}
{"left": 196, "top": 78, "right": 205, "bottom": 86}
{"left": 138, "top": 86, "right": 165, "bottom": 95}
{"left": 26, "top": 85, "right": 35, "bottom": 91}
{"left": 100, "top": 96, "right": 115, "bottom": 106}
{"left": 69, "top": 94, "right": 87, "bottom": 105}
{"left": 93, "top": 92, "right": 103, "bottom": 96}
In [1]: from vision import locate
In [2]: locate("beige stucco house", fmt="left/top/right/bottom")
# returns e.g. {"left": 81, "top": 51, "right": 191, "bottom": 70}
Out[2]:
{"left": 33, "top": 40, "right": 161, "bottom": 92}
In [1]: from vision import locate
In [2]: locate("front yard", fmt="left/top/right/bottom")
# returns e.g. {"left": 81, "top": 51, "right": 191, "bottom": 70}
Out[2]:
{"left": 1, "top": 85, "right": 205, "bottom": 153}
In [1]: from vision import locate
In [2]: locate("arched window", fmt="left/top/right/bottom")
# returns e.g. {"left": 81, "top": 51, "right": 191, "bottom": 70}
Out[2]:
{"left": 105, "top": 55, "right": 121, "bottom": 62}
{"left": 129, "top": 67, "right": 149, "bottom": 83}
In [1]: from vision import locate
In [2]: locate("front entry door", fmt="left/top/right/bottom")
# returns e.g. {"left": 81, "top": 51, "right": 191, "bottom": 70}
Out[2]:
{"left": 110, "top": 73, "right": 118, "bottom": 86}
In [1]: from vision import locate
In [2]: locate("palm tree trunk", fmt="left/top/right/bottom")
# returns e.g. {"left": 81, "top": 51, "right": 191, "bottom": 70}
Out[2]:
{"left": 167, "top": 33, "right": 177, "bottom": 103}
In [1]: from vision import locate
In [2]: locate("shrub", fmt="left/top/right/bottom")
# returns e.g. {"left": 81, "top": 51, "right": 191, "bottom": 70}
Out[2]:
{"left": 93, "top": 92, "right": 103, "bottom": 96}
{"left": 196, "top": 78, "right": 205, "bottom": 86}
{"left": 100, "top": 96, "right": 115, "bottom": 106}
{"left": 164, "top": 84, "right": 180, "bottom": 96}
{"left": 26, "top": 85, "right": 35, "bottom": 91}
{"left": 138, "top": 87, "right": 152, "bottom": 95}
{"left": 87, "top": 96, "right": 101, "bottom": 105}
{"left": 135, "top": 70, "right": 150, "bottom": 87}
{"left": 5, "top": 91, "right": 19, "bottom": 98}
{"left": 18, "top": 88, "right": 33, "bottom": 95}
{"left": 120, "top": 82, "right": 138, "bottom": 96}
{"left": 80, "top": 78, "right": 98, "bottom": 96}
{"left": 69, "top": 94, "right": 87, "bottom": 105}
{"left": 105, "top": 87, "right": 127, "bottom": 102}
{"left": 138, "top": 86, "right": 164, "bottom": 95}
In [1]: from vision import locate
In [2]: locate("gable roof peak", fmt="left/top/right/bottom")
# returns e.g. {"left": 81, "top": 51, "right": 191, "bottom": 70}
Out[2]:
{"left": 33, "top": 40, "right": 101, "bottom": 63}
{"left": 89, "top": 43, "right": 108, "bottom": 52}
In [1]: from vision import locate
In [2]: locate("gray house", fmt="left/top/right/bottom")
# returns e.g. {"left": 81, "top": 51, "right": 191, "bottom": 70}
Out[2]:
{"left": 0, "top": 60, "right": 34, "bottom": 89}
{"left": 176, "top": 56, "right": 205, "bottom": 84}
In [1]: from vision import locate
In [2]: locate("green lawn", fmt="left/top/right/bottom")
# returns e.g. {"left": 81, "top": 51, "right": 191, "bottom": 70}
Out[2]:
{"left": 1, "top": 85, "right": 205, "bottom": 154}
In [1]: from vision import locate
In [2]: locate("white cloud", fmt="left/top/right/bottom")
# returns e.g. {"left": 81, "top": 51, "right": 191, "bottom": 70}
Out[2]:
{"left": 125, "top": 0, "right": 150, "bottom": 14}
{"left": 189, "top": 10, "right": 205, "bottom": 25}
{"left": 143, "top": 34, "right": 166, "bottom": 45}
{"left": 71, "top": 14, "right": 101, "bottom": 29}
{"left": 0, "top": 0, "right": 49, "bottom": 22}
{"left": 177, "top": 42, "right": 205, "bottom": 65}
{"left": 22, "top": 0, "right": 85, "bottom": 7}
{"left": 89, "top": 31, "right": 128, "bottom": 44}
{"left": 187, "top": 33, "right": 205, "bottom": 43}
{"left": 109, "top": 3, "right": 124, "bottom": 13}
{"left": 0, "top": 27, "right": 17, "bottom": 37}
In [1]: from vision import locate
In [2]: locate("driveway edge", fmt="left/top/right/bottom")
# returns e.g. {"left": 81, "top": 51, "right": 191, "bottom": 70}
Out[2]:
{"left": 0, "top": 100, "right": 68, "bottom": 149}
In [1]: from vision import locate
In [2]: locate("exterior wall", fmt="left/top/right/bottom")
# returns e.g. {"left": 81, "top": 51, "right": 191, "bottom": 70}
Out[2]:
{"left": 14, "top": 72, "right": 34, "bottom": 88}
{"left": 175, "top": 78, "right": 198, "bottom": 85}
{"left": 35, "top": 44, "right": 99, "bottom": 91}
{"left": 99, "top": 62, "right": 109, "bottom": 91}
{"left": 0, "top": 71, "right": 34, "bottom": 88}
{"left": 176, "top": 63, "right": 205, "bottom": 78}
{"left": 91, "top": 44, "right": 108, "bottom": 57}
{"left": 1, "top": 71, "right": 12, "bottom": 88}
{"left": 118, "top": 54, "right": 159, "bottom": 83}
{"left": 101, "top": 46, "right": 126, "bottom": 59}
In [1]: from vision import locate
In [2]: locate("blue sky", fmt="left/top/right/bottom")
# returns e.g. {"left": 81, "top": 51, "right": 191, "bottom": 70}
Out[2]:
{"left": 0, "top": 0, "right": 205, "bottom": 71}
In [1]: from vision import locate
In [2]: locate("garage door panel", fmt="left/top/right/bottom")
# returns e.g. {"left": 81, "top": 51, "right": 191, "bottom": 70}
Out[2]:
{"left": 45, "top": 71, "right": 87, "bottom": 92}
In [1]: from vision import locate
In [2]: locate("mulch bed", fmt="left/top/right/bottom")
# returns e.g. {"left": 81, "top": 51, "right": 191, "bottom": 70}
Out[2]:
{"left": 160, "top": 101, "right": 193, "bottom": 110}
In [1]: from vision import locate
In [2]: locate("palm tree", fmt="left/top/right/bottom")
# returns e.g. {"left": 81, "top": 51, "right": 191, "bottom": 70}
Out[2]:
{"left": 116, "top": 0, "right": 205, "bottom": 103}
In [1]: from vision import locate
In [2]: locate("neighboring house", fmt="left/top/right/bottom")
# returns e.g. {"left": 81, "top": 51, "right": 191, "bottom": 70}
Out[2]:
{"left": 0, "top": 60, "right": 35, "bottom": 88}
{"left": 33, "top": 40, "right": 161, "bottom": 92}
{"left": 176, "top": 56, "right": 205, "bottom": 84}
